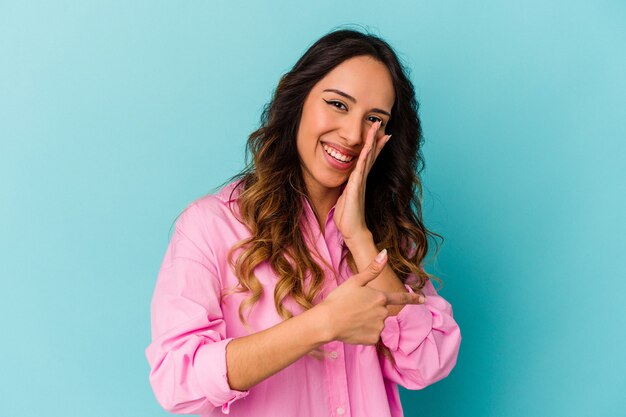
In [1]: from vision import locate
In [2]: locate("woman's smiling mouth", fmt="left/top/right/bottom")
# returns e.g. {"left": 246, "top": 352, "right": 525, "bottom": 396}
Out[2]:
{"left": 321, "top": 142, "right": 355, "bottom": 163}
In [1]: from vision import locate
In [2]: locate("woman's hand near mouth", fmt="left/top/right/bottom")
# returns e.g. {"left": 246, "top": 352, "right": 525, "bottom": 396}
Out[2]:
{"left": 333, "top": 120, "right": 391, "bottom": 245}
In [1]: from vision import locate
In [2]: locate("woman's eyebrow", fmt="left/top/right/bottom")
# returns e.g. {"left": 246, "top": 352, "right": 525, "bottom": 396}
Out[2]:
{"left": 323, "top": 88, "right": 391, "bottom": 117}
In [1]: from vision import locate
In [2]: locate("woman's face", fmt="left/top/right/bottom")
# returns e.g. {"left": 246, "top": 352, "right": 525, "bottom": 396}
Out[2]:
{"left": 296, "top": 55, "right": 395, "bottom": 200}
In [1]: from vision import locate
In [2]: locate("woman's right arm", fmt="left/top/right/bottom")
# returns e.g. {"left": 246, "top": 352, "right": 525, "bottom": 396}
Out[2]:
{"left": 225, "top": 249, "right": 423, "bottom": 391}
{"left": 225, "top": 301, "right": 331, "bottom": 391}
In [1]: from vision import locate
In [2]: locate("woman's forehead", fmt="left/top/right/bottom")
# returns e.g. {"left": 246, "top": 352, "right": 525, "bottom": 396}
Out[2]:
{"left": 314, "top": 56, "right": 395, "bottom": 111}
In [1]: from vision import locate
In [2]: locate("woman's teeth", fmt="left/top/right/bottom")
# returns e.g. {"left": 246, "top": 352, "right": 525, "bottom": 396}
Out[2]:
{"left": 322, "top": 144, "right": 354, "bottom": 163}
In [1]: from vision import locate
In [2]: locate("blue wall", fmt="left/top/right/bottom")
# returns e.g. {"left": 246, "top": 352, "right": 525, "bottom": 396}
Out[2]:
{"left": 1, "top": 1, "right": 625, "bottom": 416}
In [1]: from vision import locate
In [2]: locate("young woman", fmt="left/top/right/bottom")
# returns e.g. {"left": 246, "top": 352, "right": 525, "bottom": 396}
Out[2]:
{"left": 145, "top": 28, "right": 461, "bottom": 417}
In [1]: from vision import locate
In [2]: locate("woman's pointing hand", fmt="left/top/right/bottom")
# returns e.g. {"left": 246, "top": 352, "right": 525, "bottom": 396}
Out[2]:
{"left": 318, "top": 249, "right": 426, "bottom": 346}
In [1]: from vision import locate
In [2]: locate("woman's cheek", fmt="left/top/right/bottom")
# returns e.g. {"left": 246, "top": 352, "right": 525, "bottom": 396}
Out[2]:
{"left": 316, "top": 106, "right": 338, "bottom": 131}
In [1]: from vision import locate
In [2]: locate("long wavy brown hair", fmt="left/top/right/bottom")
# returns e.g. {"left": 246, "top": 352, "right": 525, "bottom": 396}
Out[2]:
{"left": 192, "top": 28, "right": 444, "bottom": 362}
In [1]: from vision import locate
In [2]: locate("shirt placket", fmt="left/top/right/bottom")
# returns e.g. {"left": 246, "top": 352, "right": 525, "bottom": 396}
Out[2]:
{"left": 316, "top": 252, "right": 351, "bottom": 417}
{"left": 324, "top": 337, "right": 351, "bottom": 417}
{"left": 320, "top": 213, "right": 352, "bottom": 417}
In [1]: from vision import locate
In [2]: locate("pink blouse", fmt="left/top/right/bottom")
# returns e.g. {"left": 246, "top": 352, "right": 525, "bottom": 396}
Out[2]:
{"left": 145, "top": 181, "right": 461, "bottom": 416}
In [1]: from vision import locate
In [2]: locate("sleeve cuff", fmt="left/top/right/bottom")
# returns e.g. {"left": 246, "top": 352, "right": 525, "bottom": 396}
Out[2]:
{"left": 193, "top": 337, "right": 250, "bottom": 414}
{"left": 380, "top": 284, "right": 433, "bottom": 353}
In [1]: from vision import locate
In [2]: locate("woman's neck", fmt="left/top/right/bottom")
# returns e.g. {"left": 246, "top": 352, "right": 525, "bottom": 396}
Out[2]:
{"left": 305, "top": 185, "right": 341, "bottom": 236}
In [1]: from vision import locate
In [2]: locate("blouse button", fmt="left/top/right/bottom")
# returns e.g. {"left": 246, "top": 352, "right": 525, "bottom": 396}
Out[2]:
{"left": 329, "top": 351, "right": 338, "bottom": 359}
{"left": 337, "top": 407, "right": 345, "bottom": 415}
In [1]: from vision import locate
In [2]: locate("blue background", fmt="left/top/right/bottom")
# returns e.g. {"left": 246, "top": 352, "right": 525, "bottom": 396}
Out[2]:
{"left": 1, "top": 1, "right": 625, "bottom": 416}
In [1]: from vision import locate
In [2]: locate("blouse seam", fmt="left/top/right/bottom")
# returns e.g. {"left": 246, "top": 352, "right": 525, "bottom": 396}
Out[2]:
{"left": 171, "top": 255, "right": 212, "bottom": 271}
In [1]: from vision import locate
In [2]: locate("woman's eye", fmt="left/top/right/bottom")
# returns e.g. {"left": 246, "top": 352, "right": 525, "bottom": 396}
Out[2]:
{"left": 324, "top": 99, "right": 347, "bottom": 111}
{"left": 368, "top": 116, "right": 384, "bottom": 126}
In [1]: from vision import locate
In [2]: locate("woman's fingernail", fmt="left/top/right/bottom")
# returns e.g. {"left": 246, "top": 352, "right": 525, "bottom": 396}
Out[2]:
{"left": 375, "top": 248, "right": 387, "bottom": 264}
{"left": 385, "top": 134, "right": 392, "bottom": 144}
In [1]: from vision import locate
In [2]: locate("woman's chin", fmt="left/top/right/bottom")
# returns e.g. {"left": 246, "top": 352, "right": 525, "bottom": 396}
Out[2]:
{"left": 320, "top": 174, "right": 349, "bottom": 190}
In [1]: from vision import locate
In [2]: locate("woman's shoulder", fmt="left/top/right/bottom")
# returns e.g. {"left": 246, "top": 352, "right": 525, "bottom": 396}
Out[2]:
{"left": 171, "top": 181, "right": 246, "bottom": 257}
{"left": 181, "top": 180, "right": 244, "bottom": 225}
{"left": 195, "top": 179, "right": 242, "bottom": 205}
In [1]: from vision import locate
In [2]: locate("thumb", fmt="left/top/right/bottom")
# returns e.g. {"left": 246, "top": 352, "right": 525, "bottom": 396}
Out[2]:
{"left": 353, "top": 249, "right": 387, "bottom": 287}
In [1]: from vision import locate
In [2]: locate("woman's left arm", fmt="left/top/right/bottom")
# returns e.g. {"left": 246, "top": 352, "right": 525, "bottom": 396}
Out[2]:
{"left": 334, "top": 120, "right": 461, "bottom": 389}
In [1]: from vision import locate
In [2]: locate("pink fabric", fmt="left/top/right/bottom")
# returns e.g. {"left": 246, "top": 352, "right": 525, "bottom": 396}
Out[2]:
{"left": 145, "top": 181, "right": 461, "bottom": 416}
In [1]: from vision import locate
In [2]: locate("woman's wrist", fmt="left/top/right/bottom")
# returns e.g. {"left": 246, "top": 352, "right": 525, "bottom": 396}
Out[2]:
{"left": 308, "top": 302, "right": 337, "bottom": 344}
{"left": 343, "top": 229, "right": 374, "bottom": 253}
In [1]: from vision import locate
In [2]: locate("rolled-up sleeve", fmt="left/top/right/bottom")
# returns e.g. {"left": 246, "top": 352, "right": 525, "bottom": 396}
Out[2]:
{"left": 379, "top": 278, "right": 461, "bottom": 390}
{"left": 145, "top": 203, "right": 249, "bottom": 414}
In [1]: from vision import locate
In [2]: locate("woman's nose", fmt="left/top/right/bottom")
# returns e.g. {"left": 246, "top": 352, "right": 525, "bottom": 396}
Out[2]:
{"left": 340, "top": 116, "right": 366, "bottom": 147}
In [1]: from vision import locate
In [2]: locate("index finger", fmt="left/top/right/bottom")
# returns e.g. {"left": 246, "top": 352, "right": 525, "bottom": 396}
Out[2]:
{"left": 366, "top": 121, "right": 381, "bottom": 161}
{"left": 384, "top": 291, "right": 426, "bottom": 306}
